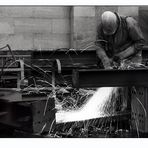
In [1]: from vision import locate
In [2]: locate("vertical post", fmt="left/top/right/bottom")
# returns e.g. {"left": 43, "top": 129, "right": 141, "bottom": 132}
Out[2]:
{"left": 127, "top": 87, "right": 132, "bottom": 130}
{"left": 20, "top": 59, "right": 25, "bottom": 81}
{"left": 52, "top": 59, "right": 61, "bottom": 100}
{"left": 127, "top": 87, "right": 132, "bottom": 112}
{"left": 17, "top": 59, "right": 24, "bottom": 89}
{"left": 72, "top": 69, "right": 79, "bottom": 88}
{"left": 52, "top": 70, "right": 56, "bottom": 99}
{"left": 70, "top": 6, "right": 96, "bottom": 49}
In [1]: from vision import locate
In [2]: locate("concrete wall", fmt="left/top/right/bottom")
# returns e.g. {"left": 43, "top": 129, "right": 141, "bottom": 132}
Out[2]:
{"left": 0, "top": 6, "right": 140, "bottom": 50}
{"left": 0, "top": 6, "right": 71, "bottom": 50}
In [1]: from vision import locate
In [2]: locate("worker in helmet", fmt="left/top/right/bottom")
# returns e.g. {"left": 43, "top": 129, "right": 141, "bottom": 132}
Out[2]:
{"left": 95, "top": 11, "right": 145, "bottom": 69}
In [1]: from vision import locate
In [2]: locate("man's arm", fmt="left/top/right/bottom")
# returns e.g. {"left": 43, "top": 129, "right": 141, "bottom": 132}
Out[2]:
{"left": 95, "top": 25, "right": 112, "bottom": 69}
{"left": 96, "top": 46, "right": 112, "bottom": 69}
{"left": 115, "top": 17, "right": 145, "bottom": 60}
{"left": 114, "top": 42, "right": 135, "bottom": 60}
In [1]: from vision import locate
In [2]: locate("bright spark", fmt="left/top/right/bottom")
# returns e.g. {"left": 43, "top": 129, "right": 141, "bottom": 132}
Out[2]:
{"left": 56, "top": 87, "right": 118, "bottom": 123}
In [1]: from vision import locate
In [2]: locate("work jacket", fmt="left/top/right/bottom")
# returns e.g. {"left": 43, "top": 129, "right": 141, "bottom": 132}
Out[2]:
{"left": 95, "top": 13, "right": 145, "bottom": 68}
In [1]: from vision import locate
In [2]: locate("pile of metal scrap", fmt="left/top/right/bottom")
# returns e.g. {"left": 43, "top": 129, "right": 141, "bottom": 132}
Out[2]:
{"left": 0, "top": 46, "right": 148, "bottom": 137}
{"left": 0, "top": 45, "right": 55, "bottom": 137}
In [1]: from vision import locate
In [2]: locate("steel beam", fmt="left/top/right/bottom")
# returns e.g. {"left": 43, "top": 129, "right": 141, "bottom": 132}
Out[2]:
{"left": 31, "top": 49, "right": 98, "bottom": 68}
{"left": 72, "top": 68, "right": 148, "bottom": 88}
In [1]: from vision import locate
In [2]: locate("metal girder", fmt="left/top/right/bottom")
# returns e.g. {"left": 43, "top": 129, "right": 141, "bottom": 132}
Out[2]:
{"left": 72, "top": 68, "right": 148, "bottom": 88}
{"left": 31, "top": 47, "right": 148, "bottom": 68}
{"left": 31, "top": 50, "right": 98, "bottom": 68}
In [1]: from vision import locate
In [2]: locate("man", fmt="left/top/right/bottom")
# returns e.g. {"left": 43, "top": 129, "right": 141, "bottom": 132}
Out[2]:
{"left": 95, "top": 11, "right": 145, "bottom": 69}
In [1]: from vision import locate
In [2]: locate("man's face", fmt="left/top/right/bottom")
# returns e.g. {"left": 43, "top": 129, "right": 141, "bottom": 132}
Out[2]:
{"left": 102, "top": 21, "right": 117, "bottom": 35}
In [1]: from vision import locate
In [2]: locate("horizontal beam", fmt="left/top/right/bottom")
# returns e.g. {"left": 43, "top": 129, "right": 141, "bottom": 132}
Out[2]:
{"left": 72, "top": 68, "right": 148, "bottom": 88}
{"left": 32, "top": 50, "right": 97, "bottom": 67}
{"left": 0, "top": 55, "right": 31, "bottom": 58}
{"left": 0, "top": 68, "right": 22, "bottom": 72}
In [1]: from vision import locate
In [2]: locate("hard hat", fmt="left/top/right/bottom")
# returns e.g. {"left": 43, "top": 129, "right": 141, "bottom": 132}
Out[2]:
{"left": 101, "top": 11, "right": 117, "bottom": 35}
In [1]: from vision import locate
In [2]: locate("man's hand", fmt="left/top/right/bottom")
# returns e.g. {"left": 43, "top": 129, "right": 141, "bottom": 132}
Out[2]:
{"left": 112, "top": 56, "right": 122, "bottom": 69}
{"left": 104, "top": 65, "right": 113, "bottom": 69}
{"left": 103, "top": 58, "right": 114, "bottom": 69}
{"left": 113, "top": 56, "right": 121, "bottom": 63}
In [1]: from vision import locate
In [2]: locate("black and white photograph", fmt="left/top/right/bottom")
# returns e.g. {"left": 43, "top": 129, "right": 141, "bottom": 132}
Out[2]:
{"left": 0, "top": 5, "right": 147, "bottom": 139}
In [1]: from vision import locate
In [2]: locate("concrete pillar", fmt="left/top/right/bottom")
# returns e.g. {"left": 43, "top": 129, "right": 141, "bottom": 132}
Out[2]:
{"left": 118, "top": 6, "right": 139, "bottom": 19}
{"left": 70, "top": 6, "right": 96, "bottom": 49}
{"left": 139, "top": 6, "right": 148, "bottom": 44}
